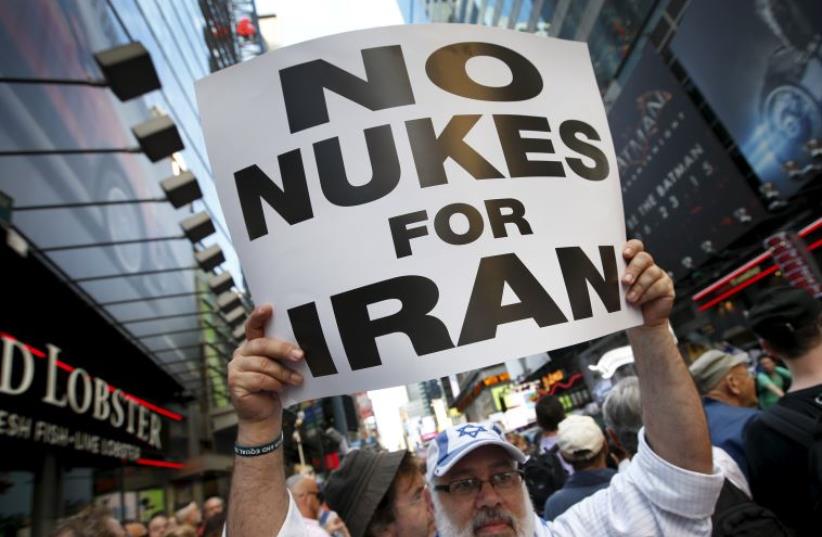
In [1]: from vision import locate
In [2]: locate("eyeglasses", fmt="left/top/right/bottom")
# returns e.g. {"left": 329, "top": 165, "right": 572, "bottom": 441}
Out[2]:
{"left": 433, "top": 470, "right": 524, "bottom": 497}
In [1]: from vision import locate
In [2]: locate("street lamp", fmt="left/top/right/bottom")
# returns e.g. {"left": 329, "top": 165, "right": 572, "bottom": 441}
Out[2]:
{"left": 93, "top": 42, "right": 162, "bottom": 101}
{"left": 195, "top": 245, "right": 224, "bottom": 272}
{"left": 208, "top": 271, "right": 234, "bottom": 295}
{"left": 161, "top": 171, "right": 202, "bottom": 208}
{"left": 217, "top": 291, "right": 242, "bottom": 313}
{"left": 132, "top": 115, "right": 185, "bottom": 162}
{"left": 180, "top": 211, "right": 215, "bottom": 243}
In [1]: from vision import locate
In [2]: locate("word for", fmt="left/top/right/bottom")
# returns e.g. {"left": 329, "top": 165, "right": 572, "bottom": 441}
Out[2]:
{"left": 389, "top": 198, "right": 532, "bottom": 258}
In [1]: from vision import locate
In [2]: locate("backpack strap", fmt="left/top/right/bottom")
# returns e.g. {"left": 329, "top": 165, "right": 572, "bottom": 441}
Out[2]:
{"left": 758, "top": 404, "right": 816, "bottom": 447}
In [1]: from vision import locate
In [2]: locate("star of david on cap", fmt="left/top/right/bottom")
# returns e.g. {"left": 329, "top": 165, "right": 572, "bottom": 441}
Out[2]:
{"left": 426, "top": 422, "right": 527, "bottom": 482}
{"left": 457, "top": 424, "right": 486, "bottom": 438}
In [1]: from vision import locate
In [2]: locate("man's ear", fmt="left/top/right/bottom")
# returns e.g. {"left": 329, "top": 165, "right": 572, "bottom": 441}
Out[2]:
{"left": 724, "top": 373, "right": 741, "bottom": 395}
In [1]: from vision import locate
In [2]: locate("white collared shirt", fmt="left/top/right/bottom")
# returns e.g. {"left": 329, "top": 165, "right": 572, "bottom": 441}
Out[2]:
{"left": 302, "top": 516, "right": 331, "bottom": 537}
{"left": 276, "top": 428, "right": 724, "bottom": 536}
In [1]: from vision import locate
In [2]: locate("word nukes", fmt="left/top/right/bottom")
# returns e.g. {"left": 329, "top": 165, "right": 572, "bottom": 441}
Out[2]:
{"left": 233, "top": 42, "right": 611, "bottom": 241}
{"left": 236, "top": 115, "right": 608, "bottom": 241}
{"left": 288, "top": 246, "right": 620, "bottom": 378}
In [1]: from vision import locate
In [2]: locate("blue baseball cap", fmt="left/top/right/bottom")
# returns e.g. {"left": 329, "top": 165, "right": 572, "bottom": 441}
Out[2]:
{"left": 426, "top": 423, "right": 526, "bottom": 482}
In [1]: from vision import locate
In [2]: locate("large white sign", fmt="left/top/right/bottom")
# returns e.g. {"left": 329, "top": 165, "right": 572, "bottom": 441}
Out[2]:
{"left": 196, "top": 24, "right": 641, "bottom": 405}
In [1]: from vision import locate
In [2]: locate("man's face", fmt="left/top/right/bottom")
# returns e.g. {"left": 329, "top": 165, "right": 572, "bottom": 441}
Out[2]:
{"left": 729, "top": 364, "right": 758, "bottom": 408}
{"left": 388, "top": 471, "right": 436, "bottom": 537}
{"left": 760, "top": 356, "right": 776, "bottom": 374}
{"left": 124, "top": 521, "right": 147, "bottom": 537}
{"left": 203, "top": 498, "right": 224, "bottom": 520}
{"left": 431, "top": 446, "right": 534, "bottom": 537}
{"left": 295, "top": 478, "right": 322, "bottom": 519}
{"left": 107, "top": 517, "right": 127, "bottom": 537}
{"left": 186, "top": 504, "right": 203, "bottom": 526}
{"left": 147, "top": 516, "right": 168, "bottom": 537}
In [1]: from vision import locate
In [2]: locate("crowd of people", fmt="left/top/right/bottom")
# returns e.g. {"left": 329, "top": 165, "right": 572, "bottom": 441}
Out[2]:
{"left": 222, "top": 241, "right": 820, "bottom": 537}
{"left": 51, "top": 496, "right": 226, "bottom": 537}
{"left": 532, "top": 285, "right": 821, "bottom": 536}
{"left": 51, "top": 241, "right": 821, "bottom": 537}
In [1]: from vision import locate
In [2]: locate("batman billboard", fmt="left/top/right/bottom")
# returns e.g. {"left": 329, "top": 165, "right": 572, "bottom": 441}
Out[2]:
{"left": 672, "top": 0, "right": 822, "bottom": 198}
{"left": 609, "top": 45, "right": 766, "bottom": 280}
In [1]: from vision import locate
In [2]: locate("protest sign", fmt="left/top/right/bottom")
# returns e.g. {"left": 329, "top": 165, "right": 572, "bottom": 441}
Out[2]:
{"left": 196, "top": 24, "right": 642, "bottom": 405}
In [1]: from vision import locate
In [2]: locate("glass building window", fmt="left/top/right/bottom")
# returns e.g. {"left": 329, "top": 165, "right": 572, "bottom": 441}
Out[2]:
{"left": 0, "top": 472, "right": 33, "bottom": 535}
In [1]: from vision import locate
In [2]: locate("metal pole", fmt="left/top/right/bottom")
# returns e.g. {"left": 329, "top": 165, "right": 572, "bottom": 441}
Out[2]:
{"left": 0, "top": 147, "right": 141, "bottom": 157}
{"left": 14, "top": 197, "right": 166, "bottom": 211}
{"left": 41, "top": 235, "right": 186, "bottom": 253}
{"left": 73, "top": 265, "right": 199, "bottom": 283}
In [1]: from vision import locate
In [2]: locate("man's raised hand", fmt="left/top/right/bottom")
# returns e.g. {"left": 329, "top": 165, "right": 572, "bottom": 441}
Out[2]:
{"left": 621, "top": 239, "right": 675, "bottom": 328}
{"left": 228, "top": 305, "right": 304, "bottom": 430}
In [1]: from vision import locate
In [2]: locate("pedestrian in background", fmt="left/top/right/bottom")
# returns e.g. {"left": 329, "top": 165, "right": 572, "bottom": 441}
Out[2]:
{"left": 534, "top": 394, "right": 573, "bottom": 474}
{"left": 756, "top": 354, "right": 792, "bottom": 409}
{"left": 542, "top": 415, "right": 615, "bottom": 520}
{"left": 147, "top": 513, "right": 169, "bottom": 537}
{"left": 51, "top": 505, "right": 126, "bottom": 537}
{"left": 286, "top": 474, "right": 334, "bottom": 537}
{"left": 744, "top": 287, "right": 822, "bottom": 537}
{"left": 689, "top": 349, "right": 759, "bottom": 479}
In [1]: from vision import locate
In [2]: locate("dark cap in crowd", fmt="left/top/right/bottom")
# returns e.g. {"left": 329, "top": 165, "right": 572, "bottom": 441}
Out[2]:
{"left": 323, "top": 449, "right": 405, "bottom": 537}
{"left": 747, "top": 286, "right": 821, "bottom": 340}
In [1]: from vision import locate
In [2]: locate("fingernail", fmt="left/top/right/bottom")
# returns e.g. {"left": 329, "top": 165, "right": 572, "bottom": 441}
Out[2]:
{"left": 624, "top": 248, "right": 632, "bottom": 256}
{"left": 289, "top": 348, "right": 304, "bottom": 361}
{"left": 290, "top": 372, "right": 303, "bottom": 384}
{"left": 627, "top": 291, "right": 637, "bottom": 302}
{"left": 623, "top": 274, "right": 633, "bottom": 284}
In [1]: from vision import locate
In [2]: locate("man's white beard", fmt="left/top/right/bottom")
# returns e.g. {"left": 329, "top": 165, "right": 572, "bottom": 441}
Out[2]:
{"left": 432, "top": 483, "right": 536, "bottom": 537}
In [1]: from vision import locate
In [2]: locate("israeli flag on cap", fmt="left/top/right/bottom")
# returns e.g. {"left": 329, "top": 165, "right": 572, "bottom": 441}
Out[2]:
{"left": 426, "top": 422, "right": 527, "bottom": 482}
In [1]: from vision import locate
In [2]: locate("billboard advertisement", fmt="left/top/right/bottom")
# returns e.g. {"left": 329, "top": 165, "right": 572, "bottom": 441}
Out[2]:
{"left": 671, "top": 0, "right": 822, "bottom": 198}
{"left": 609, "top": 45, "right": 766, "bottom": 279}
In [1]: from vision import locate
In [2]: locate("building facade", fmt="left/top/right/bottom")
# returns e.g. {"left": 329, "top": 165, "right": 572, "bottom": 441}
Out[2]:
{"left": 0, "top": 1, "right": 265, "bottom": 534}
{"left": 399, "top": 0, "right": 821, "bottom": 401}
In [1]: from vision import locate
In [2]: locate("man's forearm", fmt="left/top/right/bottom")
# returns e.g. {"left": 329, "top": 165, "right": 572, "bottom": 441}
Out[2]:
{"left": 628, "top": 324, "right": 713, "bottom": 473}
{"left": 228, "top": 419, "right": 289, "bottom": 536}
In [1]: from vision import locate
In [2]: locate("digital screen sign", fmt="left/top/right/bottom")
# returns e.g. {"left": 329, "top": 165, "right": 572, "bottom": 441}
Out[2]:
{"left": 609, "top": 45, "right": 766, "bottom": 279}
{"left": 671, "top": 0, "right": 822, "bottom": 198}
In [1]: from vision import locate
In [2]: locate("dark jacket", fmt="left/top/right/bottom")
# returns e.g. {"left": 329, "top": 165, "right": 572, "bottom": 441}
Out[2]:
{"left": 543, "top": 468, "right": 616, "bottom": 520}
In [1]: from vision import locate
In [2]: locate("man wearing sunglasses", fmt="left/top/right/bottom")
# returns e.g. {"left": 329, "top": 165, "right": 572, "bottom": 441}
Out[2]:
{"left": 225, "top": 240, "right": 724, "bottom": 536}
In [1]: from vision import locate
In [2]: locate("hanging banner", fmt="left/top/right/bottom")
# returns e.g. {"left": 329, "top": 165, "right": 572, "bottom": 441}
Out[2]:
{"left": 196, "top": 24, "right": 641, "bottom": 404}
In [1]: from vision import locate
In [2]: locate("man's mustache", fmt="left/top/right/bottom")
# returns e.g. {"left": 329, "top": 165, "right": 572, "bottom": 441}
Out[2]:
{"left": 472, "top": 507, "right": 516, "bottom": 532}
